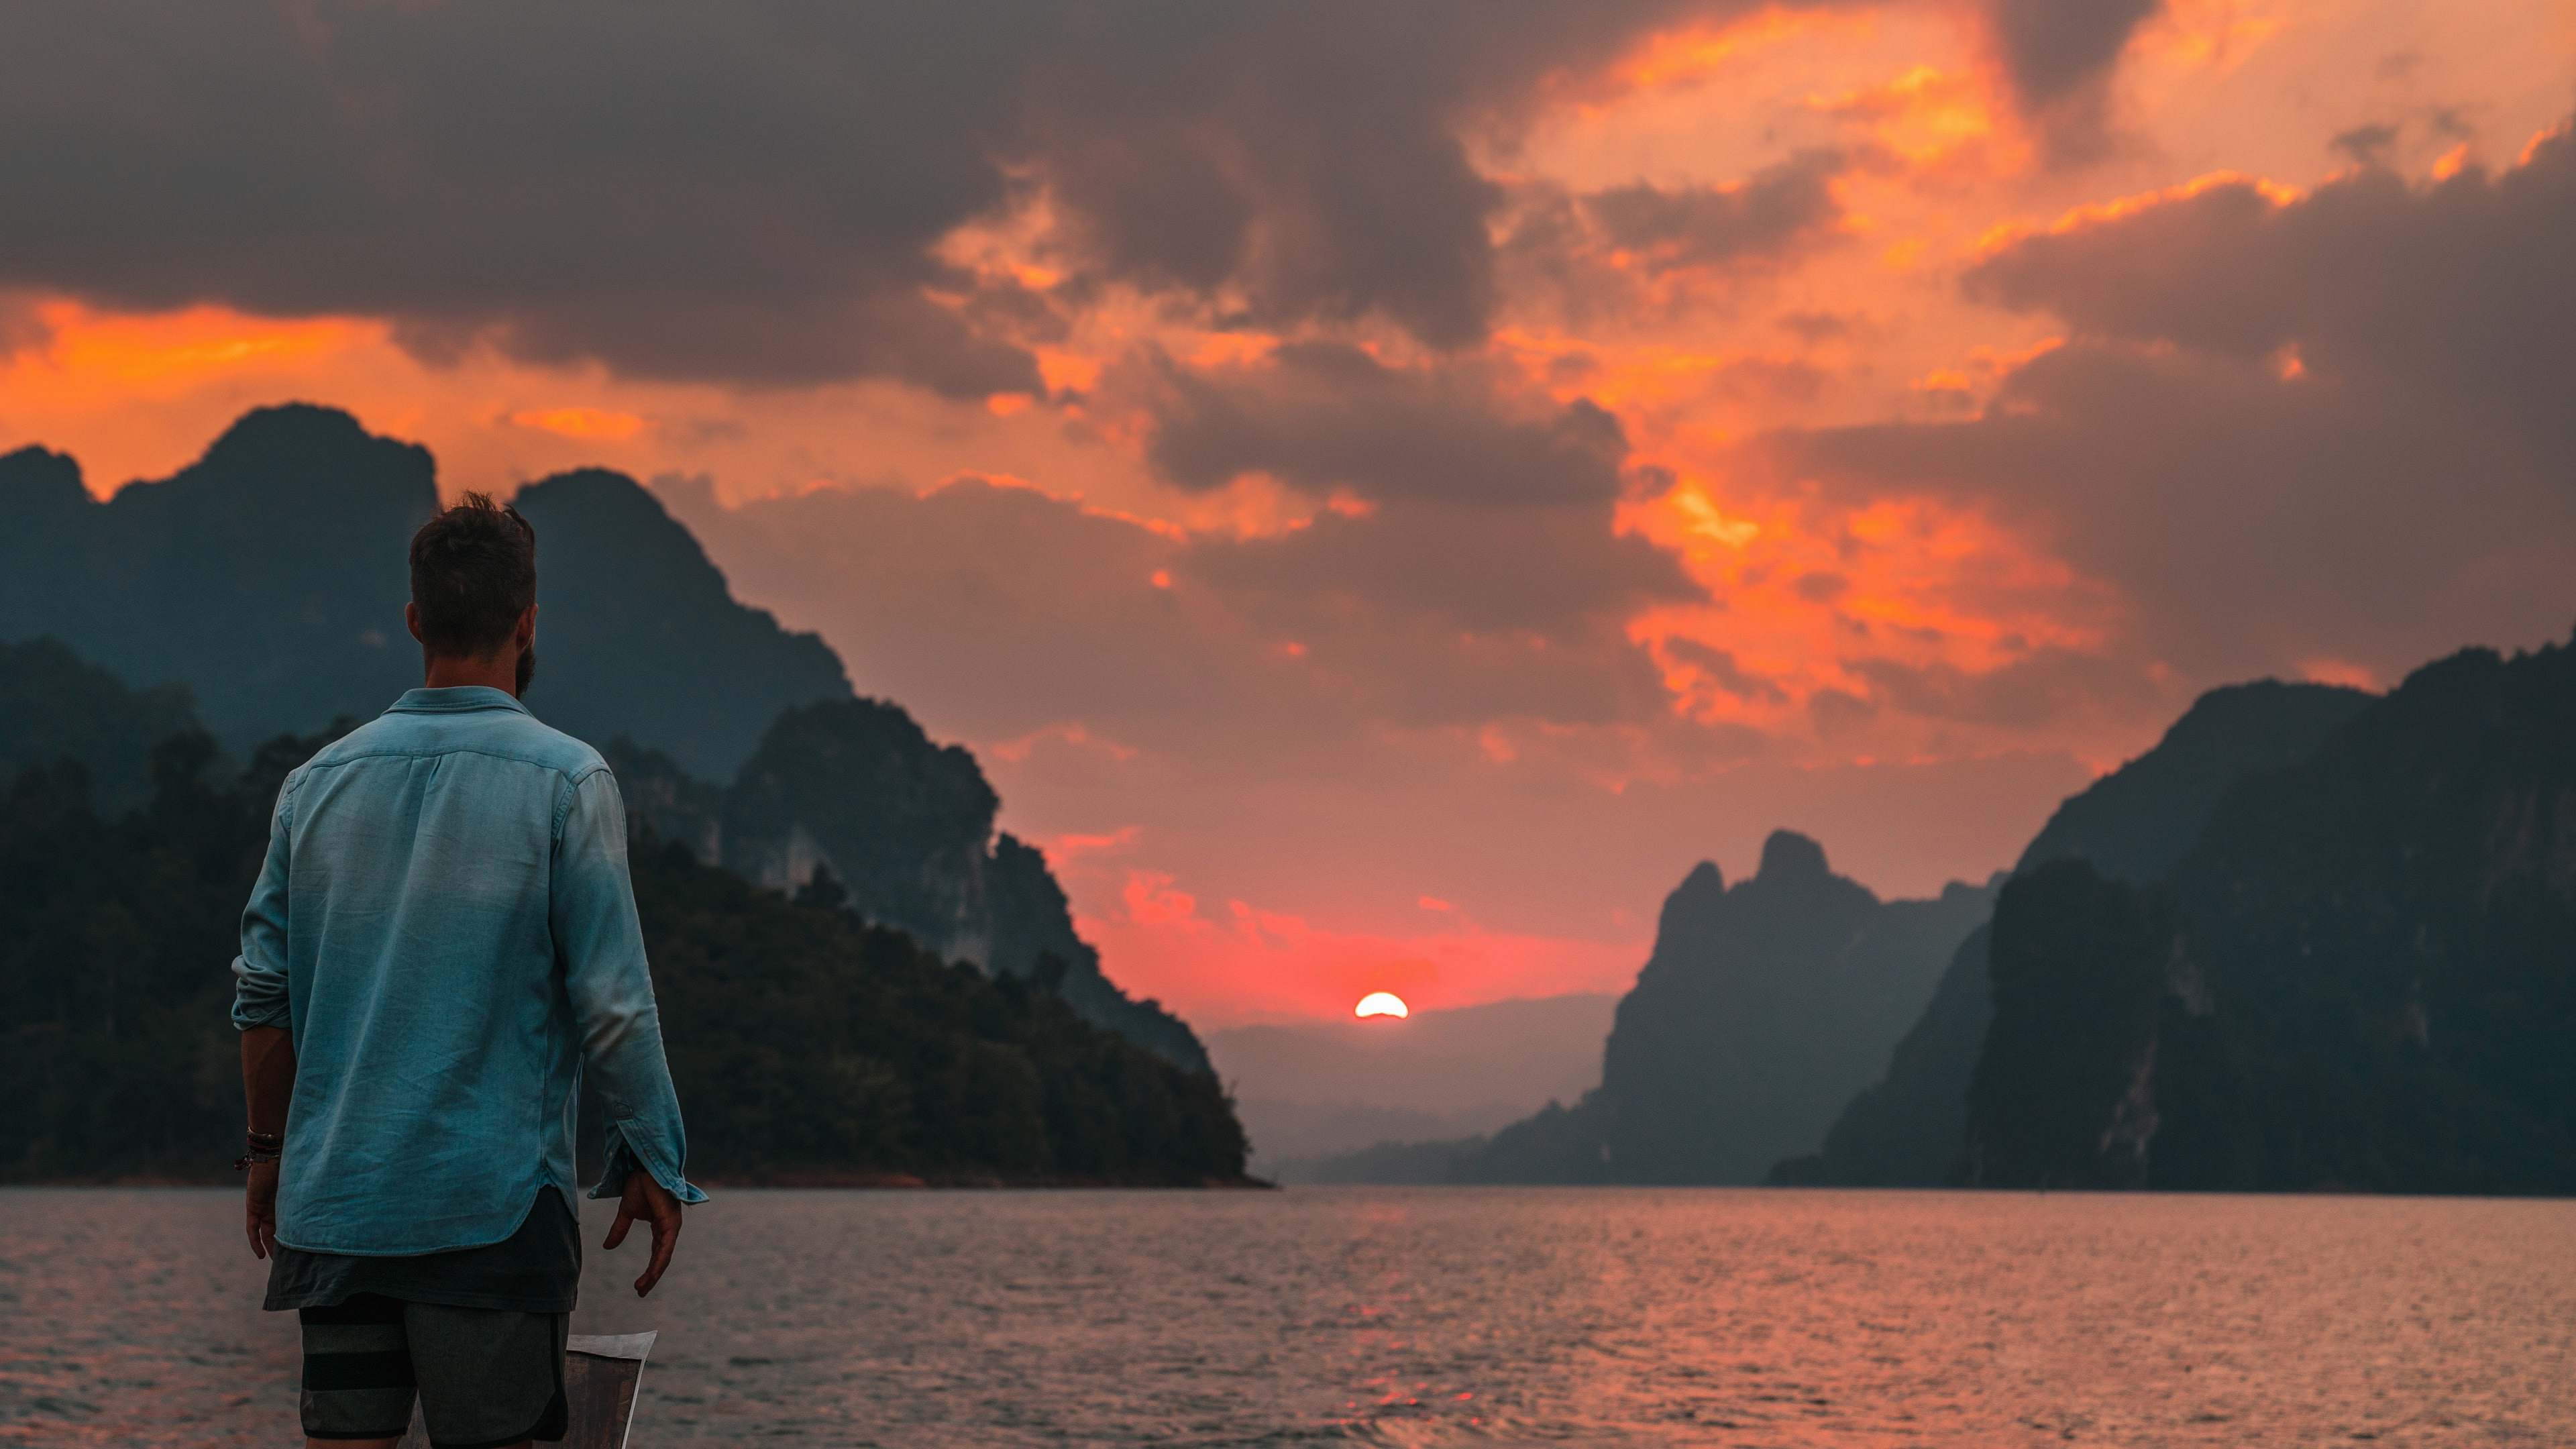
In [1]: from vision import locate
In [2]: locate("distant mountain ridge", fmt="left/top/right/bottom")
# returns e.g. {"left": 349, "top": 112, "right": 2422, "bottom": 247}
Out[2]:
{"left": 0, "top": 405, "right": 1205, "bottom": 1072}
{"left": 1208, "top": 993, "right": 1619, "bottom": 1172}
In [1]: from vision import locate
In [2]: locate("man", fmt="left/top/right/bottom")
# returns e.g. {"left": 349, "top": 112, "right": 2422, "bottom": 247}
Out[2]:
{"left": 231, "top": 494, "right": 704, "bottom": 1449}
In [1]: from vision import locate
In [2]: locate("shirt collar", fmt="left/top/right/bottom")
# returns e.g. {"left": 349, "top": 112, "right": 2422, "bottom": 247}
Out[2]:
{"left": 388, "top": 686, "right": 531, "bottom": 717}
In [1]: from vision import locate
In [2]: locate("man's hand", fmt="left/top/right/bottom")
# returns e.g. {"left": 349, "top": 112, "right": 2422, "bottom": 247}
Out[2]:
{"left": 603, "top": 1171, "right": 685, "bottom": 1297}
{"left": 244, "top": 1158, "right": 280, "bottom": 1259}
{"left": 238, "top": 1026, "right": 294, "bottom": 1262}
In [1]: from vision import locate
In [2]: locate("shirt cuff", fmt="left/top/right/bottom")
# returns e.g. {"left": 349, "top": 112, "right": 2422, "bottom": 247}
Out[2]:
{"left": 588, "top": 1124, "right": 709, "bottom": 1204}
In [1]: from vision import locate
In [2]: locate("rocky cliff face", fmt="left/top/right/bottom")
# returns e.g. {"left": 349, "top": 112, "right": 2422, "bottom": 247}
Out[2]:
{"left": 1778, "top": 680, "right": 2373, "bottom": 1187}
{"left": 609, "top": 703, "right": 1215, "bottom": 1075}
{"left": 510, "top": 469, "right": 852, "bottom": 781}
{"left": 1456, "top": 831, "right": 1994, "bottom": 1184}
{"left": 1598, "top": 833, "right": 1997, "bottom": 1183}
{"left": 1965, "top": 639, "right": 2576, "bottom": 1193}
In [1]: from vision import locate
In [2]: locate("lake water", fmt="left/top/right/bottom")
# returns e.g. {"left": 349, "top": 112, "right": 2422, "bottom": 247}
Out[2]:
{"left": 2, "top": 1187, "right": 2570, "bottom": 1446}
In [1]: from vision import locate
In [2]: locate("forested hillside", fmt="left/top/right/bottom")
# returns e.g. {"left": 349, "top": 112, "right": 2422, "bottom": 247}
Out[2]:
{"left": 0, "top": 671, "right": 1247, "bottom": 1186}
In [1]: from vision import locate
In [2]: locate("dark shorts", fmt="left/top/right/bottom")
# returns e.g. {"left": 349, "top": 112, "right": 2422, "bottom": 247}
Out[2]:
{"left": 299, "top": 1293, "right": 568, "bottom": 1447}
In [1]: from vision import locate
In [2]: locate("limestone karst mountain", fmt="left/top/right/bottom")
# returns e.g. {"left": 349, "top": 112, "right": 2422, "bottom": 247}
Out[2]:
{"left": 1432, "top": 832, "right": 1996, "bottom": 1185}
{"left": 0, "top": 407, "right": 1205, "bottom": 1072}
{"left": 1777, "top": 680, "right": 2373, "bottom": 1186}
{"left": 1964, "top": 638, "right": 2576, "bottom": 1193}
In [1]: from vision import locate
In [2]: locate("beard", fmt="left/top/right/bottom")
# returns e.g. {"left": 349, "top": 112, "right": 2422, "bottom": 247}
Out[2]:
{"left": 515, "top": 643, "right": 537, "bottom": 696}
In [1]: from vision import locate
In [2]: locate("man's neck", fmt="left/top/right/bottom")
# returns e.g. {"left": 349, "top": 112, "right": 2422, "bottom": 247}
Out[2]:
{"left": 423, "top": 653, "right": 519, "bottom": 695}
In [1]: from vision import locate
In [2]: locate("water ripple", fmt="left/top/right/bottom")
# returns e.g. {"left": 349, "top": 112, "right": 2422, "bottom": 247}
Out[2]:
{"left": 3, "top": 1187, "right": 2571, "bottom": 1446}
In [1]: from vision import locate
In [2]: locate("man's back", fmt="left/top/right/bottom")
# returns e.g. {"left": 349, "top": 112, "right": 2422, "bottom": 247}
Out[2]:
{"left": 234, "top": 684, "right": 703, "bottom": 1256}
{"left": 231, "top": 492, "right": 698, "bottom": 1448}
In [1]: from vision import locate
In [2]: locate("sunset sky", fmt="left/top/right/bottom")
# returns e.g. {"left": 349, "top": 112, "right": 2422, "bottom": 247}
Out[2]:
{"left": 5, "top": 1, "right": 2571, "bottom": 1024}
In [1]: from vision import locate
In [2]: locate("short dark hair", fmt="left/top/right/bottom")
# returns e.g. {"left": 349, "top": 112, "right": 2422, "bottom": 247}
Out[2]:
{"left": 409, "top": 493, "right": 537, "bottom": 657}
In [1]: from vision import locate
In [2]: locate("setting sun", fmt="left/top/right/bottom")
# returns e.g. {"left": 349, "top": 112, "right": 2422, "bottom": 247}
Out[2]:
{"left": 1354, "top": 991, "right": 1410, "bottom": 1020}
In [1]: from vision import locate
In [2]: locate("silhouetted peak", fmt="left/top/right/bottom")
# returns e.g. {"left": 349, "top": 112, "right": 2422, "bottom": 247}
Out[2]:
{"left": 1941, "top": 873, "right": 2008, "bottom": 906}
{"left": 515, "top": 468, "right": 737, "bottom": 599}
{"left": 1653, "top": 859, "right": 1729, "bottom": 941}
{"left": 205, "top": 401, "right": 368, "bottom": 455}
{"left": 2017, "top": 676, "right": 2375, "bottom": 883}
{"left": 515, "top": 466, "right": 663, "bottom": 523}
{"left": 2157, "top": 678, "right": 2373, "bottom": 757}
{"left": 0, "top": 445, "right": 90, "bottom": 514}
{"left": 1758, "top": 829, "right": 1829, "bottom": 881}
{"left": 190, "top": 404, "right": 433, "bottom": 504}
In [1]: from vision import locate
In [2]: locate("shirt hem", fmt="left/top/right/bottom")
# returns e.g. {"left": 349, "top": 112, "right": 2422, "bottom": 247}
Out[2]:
{"left": 276, "top": 1179, "right": 555, "bottom": 1258}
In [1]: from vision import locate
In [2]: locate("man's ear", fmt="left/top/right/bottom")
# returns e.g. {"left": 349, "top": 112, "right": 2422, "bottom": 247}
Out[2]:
{"left": 517, "top": 602, "right": 538, "bottom": 649}
{"left": 405, "top": 602, "right": 425, "bottom": 646}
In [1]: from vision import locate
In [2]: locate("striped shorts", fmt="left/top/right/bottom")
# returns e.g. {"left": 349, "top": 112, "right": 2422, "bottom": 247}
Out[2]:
{"left": 299, "top": 1294, "right": 568, "bottom": 1447}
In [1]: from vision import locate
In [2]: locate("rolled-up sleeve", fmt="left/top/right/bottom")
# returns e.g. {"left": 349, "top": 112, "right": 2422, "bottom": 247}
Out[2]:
{"left": 554, "top": 765, "right": 708, "bottom": 1204}
{"left": 229, "top": 777, "right": 297, "bottom": 1032}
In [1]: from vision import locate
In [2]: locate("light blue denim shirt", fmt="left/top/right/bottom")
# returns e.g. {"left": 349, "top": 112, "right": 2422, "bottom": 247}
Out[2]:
{"left": 231, "top": 686, "right": 706, "bottom": 1255}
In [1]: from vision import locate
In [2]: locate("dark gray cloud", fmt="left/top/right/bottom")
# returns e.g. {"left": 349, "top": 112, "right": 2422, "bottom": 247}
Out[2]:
{"left": 1760, "top": 339, "right": 2575, "bottom": 684}
{"left": 1860, "top": 119, "right": 2576, "bottom": 689}
{"left": 1499, "top": 150, "right": 1856, "bottom": 323}
{"left": 1980, "top": 0, "right": 2163, "bottom": 158}
{"left": 1580, "top": 149, "right": 1849, "bottom": 272}
{"left": 0, "top": 1, "right": 2169, "bottom": 391}
{"left": 658, "top": 466, "right": 1689, "bottom": 749}
{"left": 1662, "top": 639, "right": 1790, "bottom": 704}
{"left": 1189, "top": 496, "right": 1697, "bottom": 641}
{"left": 1966, "top": 119, "right": 2576, "bottom": 470}
{"left": 1776, "top": 309, "right": 1858, "bottom": 342}
{"left": 1792, "top": 570, "right": 1851, "bottom": 604}
{"left": 1985, "top": 0, "right": 2161, "bottom": 105}
{"left": 1847, "top": 647, "right": 2165, "bottom": 729}
{"left": 0, "top": 5, "right": 1043, "bottom": 393}
{"left": 2329, "top": 123, "right": 2400, "bottom": 166}
{"left": 1137, "top": 342, "right": 1631, "bottom": 505}
{"left": 0, "top": 0, "right": 1750, "bottom": 389}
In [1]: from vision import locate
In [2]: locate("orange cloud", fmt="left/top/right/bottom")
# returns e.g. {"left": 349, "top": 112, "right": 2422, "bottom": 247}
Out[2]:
{"left": 1978, "top": 170, "right": 2304, "bottom": 255}
{"left": 1808, "top": 64, "right": 2002, "bottom": 166}
{"left": 15, "top": 299, "right": 370, "bottom": 390}
{"left": 1045, "top": 824, "right": 1142, "bottom": 863}
{"left": 508, "top": 406, "right": 647, "bottom": 441}
{"left": 984, "top": 720, "right": 1142, "bottom": 765}
{"left": 1616, "top": 9, "right": 1844, "bottom": 93}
